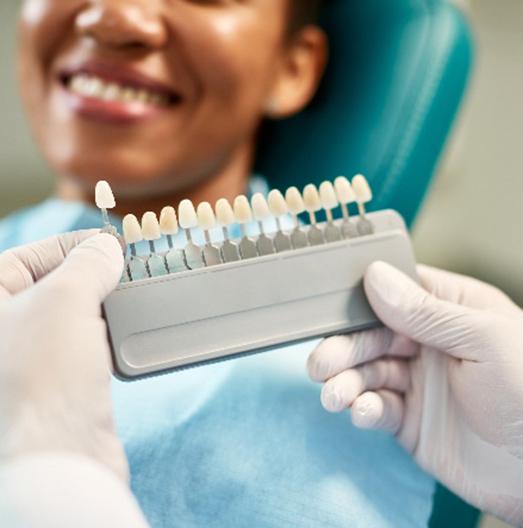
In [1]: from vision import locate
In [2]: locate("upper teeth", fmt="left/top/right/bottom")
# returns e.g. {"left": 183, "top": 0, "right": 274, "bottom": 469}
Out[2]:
{"left": 68, "top": 74, "right": 169, "bottom": 106}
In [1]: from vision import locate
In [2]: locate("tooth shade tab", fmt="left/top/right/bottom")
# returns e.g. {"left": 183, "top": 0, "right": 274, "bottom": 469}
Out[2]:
{"left": 334, "top": 176, "right": 356, "bottom": 204}
{"left": 141, "top": 212, "right": 161, "bottom": 241}
{"left": 319, "top": 181, "right": 339, "bottom": 210}
{"left": 122, "top": 214, "right": 143, "bottom": 244}
{"left": 303, "top": 184, "right": 322, "bottom": 213}
{"left": 215, "top": 198, "right": 235, "bottom": 226}
{"left": 352, "top": 174, "right": 373, "bottom": 203}
{"left": 197, "top": 202, "right": 217, "bottom": 230}
{"left": 160, "top": 206, "right": 178, "bottom": 235}
{"left": 95, "top": 180, "right": 116, "bottom": 209}
{"left": 251, "top": 193, "right": 271, "bottom": 221}
{"left": 178, "top": 200, "right": 199, "bottom": 229}
{"left": 285, "top": 187, "right": 305, "bottom": 215}
{"left": 267, "top": 190, "right": 288, "bottom": 217}
{"left": 233, "top": 195, "right": 253, "bottom": 224}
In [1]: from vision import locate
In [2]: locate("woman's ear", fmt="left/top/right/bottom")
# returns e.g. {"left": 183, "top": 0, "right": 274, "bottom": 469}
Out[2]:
{"left": 264, "top": 26, "right": 328, "bottom": 119}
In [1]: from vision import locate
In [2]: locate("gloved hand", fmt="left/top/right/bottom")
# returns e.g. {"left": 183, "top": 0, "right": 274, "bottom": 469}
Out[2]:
{"left": 0, "top": 230, "right": 127, "bottom": 480}
{"left": 308, "top": 261, "right": 523, "bottom": 525}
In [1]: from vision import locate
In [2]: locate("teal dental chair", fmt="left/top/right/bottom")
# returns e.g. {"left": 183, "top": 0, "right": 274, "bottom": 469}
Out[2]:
{"left": 256, "top": 0, "right": 477, "bottom": 526}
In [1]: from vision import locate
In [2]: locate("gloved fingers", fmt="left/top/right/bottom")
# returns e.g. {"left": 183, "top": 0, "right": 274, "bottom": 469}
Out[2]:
{"left": 0, "top": 230, "right": 100, "bottom": 300}
{"left": 320, "top": 358, "right": 410, "bottom": 413}
{"left": 417, "top": 264, "right": 521, "bottom": 316}
{"left": 34, "top": 233, "right": 124, "bottom": 313}
{"left": 351, "top": 389, "right": 404, "bottom": 434}
{"left": 364, "top": 261, "right": 481, "bottom": 360}
{"left": 308, "top": 329, "right": 417, "bottom": 382}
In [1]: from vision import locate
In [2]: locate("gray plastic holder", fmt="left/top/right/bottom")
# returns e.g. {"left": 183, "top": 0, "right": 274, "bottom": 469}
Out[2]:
{"left": 104, "top": 210, "right": 418, "bottom": 380}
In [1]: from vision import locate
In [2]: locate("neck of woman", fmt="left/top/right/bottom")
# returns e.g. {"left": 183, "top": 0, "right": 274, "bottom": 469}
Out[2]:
{"left": 56, "top": 144, "right": 254, "bottom": 220}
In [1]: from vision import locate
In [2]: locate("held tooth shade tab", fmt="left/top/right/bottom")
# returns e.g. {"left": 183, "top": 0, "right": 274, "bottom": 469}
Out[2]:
{"left": 95, "top": 180, "right": 116, "bottom": 209}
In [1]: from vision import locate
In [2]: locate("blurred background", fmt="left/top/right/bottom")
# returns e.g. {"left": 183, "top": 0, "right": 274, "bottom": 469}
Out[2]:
{"left": 0, "top": 1, "right": 520, "bottom": 526}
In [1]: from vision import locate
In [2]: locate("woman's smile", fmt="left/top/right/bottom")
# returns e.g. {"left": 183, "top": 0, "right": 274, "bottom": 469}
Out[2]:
{"left": 57, "top": 60, "right": 182, "bottom": 124}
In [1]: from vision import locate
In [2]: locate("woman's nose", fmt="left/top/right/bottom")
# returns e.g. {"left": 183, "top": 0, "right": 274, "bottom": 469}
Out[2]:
{"left": 75, "top": 1, "right": 168, "bottom": 50}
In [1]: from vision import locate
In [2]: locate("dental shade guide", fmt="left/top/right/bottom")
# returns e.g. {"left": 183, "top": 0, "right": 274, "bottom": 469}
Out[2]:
{"left": 100, "top": 175, "right": 419, "bottom": 380}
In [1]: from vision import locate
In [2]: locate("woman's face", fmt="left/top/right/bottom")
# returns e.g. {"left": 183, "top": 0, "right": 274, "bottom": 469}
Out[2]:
{"left": 18, "top": 0, "right": 322, "bottom": 197}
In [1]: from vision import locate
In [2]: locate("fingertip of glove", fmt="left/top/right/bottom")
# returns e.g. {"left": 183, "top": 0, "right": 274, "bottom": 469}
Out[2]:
{"left": 351, "top": 392, "right": 382, "bottom": 429}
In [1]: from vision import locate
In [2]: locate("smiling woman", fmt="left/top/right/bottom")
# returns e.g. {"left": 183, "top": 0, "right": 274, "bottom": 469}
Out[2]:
{"left": 18, "top": 0, "right": 327, "bottom": 218}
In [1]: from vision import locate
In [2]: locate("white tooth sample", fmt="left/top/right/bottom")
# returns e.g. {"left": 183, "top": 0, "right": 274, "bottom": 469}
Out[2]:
{"left": 352, "top": 175, "right": 374, "bottom": 236}
{"left": 352, "top": 174, "right": 373, "bottom": 203}
{"left": 178, "top": 200, "right": 199, "bottom": 229}
{"left": 123, "top": 214, "right": 143, "bottom": 245}
{"left": 95, "top": 180, "right": 116, "bottom": 209}
{"left": 197, "top": 202, "right": 222, "bottom": 266}
{"left": 160, "top": 206, "right": 178, "bottom": 235}
{"left": 215, "top": 198, "right": 240, "bottom": 262}
{"left": 268, "top": 190, "right": 288, "bottom": 217}
{"left": 302, "top": 184, "right": 324, "bottom": 246}
{"left": 215, "top": 198, "right": 235, "bottom": 226}
{"left": 334, "top": 176, "right": 356, "bottom": 204}
{"left": 141, "top": 212, "right": 161, "bottom": 241}
{"left": 303, "top": 184, "right": 322, "bottom": 213}
{"left": 285, "top": 187, "right": 305, "bottom": 215}
{"left": 197, "top": 202, "right": 216, "bottom": 231}
{"left": 233, "top": 195, "right": 253, "bottom": 224}
{"left": 251, "top": 193, "right": 271, "bottom": 221}
{"left": 319, "top": 181, "right": 339, "bottom": 211}
{"left": 251, "top": 193, "right": 274, "bottom": 255}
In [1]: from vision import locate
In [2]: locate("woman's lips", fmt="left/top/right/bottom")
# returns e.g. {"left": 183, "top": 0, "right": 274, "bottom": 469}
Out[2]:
{"left": 58, "top": 62, "right": 181, "bottom": 125}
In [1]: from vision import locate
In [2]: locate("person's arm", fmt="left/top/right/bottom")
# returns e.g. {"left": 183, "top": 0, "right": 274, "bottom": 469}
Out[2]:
{"left": 0, "top": 231, "right": 150, "bottom": 527}
{"left": 308, "top": 261, "right": 523, "bottom": 526}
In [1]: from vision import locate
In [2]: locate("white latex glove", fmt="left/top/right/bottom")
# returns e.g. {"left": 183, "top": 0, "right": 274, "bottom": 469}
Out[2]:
{"left": 308, "top": 261, "right": 523, "bottom": 525}
{"left": 0, "top": 230, "right": 128, "bottom": 480}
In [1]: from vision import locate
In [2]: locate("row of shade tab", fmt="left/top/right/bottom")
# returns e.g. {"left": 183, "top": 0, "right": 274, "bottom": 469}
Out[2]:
{"left": 95, "top": 175, "right": 374, "bottom": 279}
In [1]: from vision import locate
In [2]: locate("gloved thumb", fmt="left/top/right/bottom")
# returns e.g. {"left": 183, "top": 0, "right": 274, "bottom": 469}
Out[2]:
{"left": 364, "top": 261, "right": 479, "bottom": 358}
{"left": 37, "top": 233, "right": 124, "bottom": 313}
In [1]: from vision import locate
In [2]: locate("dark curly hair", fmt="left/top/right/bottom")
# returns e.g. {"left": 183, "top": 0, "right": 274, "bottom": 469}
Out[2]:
{"left": 288, "top": 0, "right": 325, "bottom": 32}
